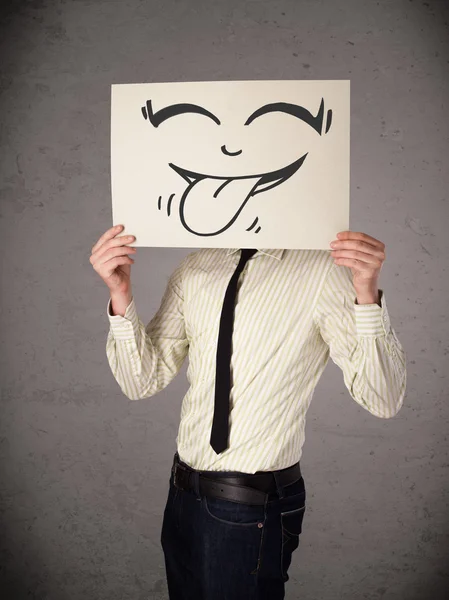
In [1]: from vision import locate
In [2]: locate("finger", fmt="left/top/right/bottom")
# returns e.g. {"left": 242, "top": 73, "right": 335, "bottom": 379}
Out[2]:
{"left": 332, "top": 250, "right": 382, "bottom": 266}
{"left": 94, "top": 236, "right": 136, "bottom": 265}
{"left": 93, "top": 245, "right": 136, "bottom": 267}
{"left": 334, "top": 258, "right": 382, "bottom": 274}
{"left": 337, "top": 231, "right": 384, "bottom": 249}
{"left": 92, "top": 225, "right": 123, "bottom": 254}
{"left": 95, "top": 255, "right": 134, "bottom": 278}
{"left": 334, "top": 239, "right": 385, "bottom": 257}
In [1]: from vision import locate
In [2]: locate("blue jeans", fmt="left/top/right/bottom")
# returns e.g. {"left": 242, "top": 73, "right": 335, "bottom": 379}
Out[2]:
{"left": 160, "top": 459, "right": 307, "bottom": 599}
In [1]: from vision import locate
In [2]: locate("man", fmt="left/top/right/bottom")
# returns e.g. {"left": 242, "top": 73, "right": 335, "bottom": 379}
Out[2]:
{"left": 90, "top": 224, "right": 406, "bottom": 599}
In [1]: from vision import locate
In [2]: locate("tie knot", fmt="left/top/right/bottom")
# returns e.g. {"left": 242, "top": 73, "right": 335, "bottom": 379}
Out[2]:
{"left": 240, "top": 248, "right": 258, "bottom": 263}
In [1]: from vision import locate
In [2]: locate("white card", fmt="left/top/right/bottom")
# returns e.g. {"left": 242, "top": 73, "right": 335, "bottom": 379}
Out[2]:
{"left": 111, "top": 80, "right": 350, "bottom": 249}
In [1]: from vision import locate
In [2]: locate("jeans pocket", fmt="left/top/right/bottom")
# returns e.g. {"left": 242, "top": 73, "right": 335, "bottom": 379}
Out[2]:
{"left": 280, "top": 501, "right": 306, "bottom": 580}
{"left": 202, "top": 493, "right": 266, "bottom": 527}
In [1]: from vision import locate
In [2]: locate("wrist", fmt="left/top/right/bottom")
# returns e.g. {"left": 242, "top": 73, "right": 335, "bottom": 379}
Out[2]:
{"left": 355, "top": 288, "right": 380, "bottom": 306}
{"left": 110, "top": 284, "right": 132, "bottom": 299}
{"left": 109, "top": 289, "right": 133, "bottom": 316}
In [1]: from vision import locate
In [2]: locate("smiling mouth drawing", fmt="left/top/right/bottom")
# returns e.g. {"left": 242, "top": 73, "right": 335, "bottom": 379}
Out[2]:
{"left": 168, "top": 152, "right": 308, "bottom": 237}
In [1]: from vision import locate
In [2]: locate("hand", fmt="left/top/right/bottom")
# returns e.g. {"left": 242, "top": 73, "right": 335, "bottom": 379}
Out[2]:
{"left": 329, "top": 231, "right": 385, "bottom": 291}
{"left": 90, "top": 225, "right": 137, "bottom": 294}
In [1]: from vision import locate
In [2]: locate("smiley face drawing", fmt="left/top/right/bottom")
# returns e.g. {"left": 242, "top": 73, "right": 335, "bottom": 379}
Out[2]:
{"left": 141, "top": 98, "right": 333, "bottom": 237}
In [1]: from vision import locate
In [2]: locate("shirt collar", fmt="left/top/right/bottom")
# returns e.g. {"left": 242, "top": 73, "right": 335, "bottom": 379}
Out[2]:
{"left": 225, "top": 248, "right": 285, "bottom": 261}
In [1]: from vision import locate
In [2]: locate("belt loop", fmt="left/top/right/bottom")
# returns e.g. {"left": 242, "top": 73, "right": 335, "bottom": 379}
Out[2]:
{"left": 273, "top": 470, "right": 285, "bottom": 499}
{"left": 191, "top": 470, "right": 201, "bottom": 499}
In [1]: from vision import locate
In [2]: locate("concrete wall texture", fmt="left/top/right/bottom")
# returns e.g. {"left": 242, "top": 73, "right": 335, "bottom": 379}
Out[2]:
{"left": 1, "top": 0, "right": 448, "bottom": 598}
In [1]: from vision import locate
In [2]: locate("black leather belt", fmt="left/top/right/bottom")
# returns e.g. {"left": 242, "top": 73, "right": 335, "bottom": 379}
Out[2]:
{"left": 171, "top": 452, "right": 302, "bottom": 505}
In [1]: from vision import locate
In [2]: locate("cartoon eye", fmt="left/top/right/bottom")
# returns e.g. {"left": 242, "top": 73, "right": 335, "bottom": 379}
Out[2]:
{"left": 142, "top": 100, "right": 221, "bottom": 127}
{"left": 244, "top": 100, "right": 327, "bottom": 135}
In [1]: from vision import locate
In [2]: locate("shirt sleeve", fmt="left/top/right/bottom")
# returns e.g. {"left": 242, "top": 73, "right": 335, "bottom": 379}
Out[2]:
{"left": 313, "top": 262, "right": 407, "bottom": 418}
{"left": 105, "top": 255, "right": 190, "bottom": 400}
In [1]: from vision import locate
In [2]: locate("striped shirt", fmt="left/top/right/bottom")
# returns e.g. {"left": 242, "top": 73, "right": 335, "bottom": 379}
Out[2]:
{"left": 106, "top": 248, "right": 407, "bottom": 474}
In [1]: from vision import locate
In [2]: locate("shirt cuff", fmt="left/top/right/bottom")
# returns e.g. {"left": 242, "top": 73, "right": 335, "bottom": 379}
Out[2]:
{"left": 353, "top": 289, "right": 391, "bottom": 337}
{"left": 107, "top": 296, "right": 140, "bottom": 340}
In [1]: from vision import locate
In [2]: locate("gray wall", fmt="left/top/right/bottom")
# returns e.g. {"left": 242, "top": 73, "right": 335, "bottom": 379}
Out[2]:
{"left": 1, "top": 0, "right": 448, "bottom": 598}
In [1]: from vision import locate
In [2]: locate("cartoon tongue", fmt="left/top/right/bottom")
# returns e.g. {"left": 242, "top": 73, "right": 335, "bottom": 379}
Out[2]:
{"left": 171, "top": 153, "right": 308, "bottom": 237}
{"left": 179, "top": 176, "right": 261, "bottom": 236}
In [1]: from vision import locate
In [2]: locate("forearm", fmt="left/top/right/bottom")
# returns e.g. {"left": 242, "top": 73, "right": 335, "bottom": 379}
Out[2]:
{"left": 106, "top": 282, "right": 189, "bottom": 400}
{"left": 316, "top": 262, "right": 406, "bottom": 417}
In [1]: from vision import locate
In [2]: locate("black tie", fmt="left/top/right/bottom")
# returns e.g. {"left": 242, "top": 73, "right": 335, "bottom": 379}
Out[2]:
{"left": 210, "top": 248, "right": 258, "bottom": 454}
